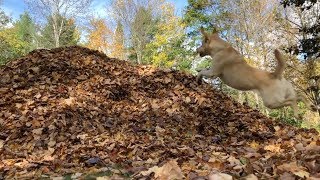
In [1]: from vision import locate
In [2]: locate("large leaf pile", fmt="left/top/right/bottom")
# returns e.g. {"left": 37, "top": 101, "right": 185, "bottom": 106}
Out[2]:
{"left": 0, "top": 46, "right": 319, "bottom": 179}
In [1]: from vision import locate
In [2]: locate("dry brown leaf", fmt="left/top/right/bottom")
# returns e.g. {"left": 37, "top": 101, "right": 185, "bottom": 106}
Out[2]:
{"left": 30, "top": 67, "right": 40, "bottom": 73}
{"left": 48, "top": 140, "right": 56, "bottom": 147}
{"left": 227, "top": 156, "right": 242, "bottom": 167}
{"left": 243, "top": 174, "right": 258, "bottom": 180}
{"left": 279, "top": 172, "right": 295, "bottom": 180}
{"left": 43, "top": 155, "right": 54, "bottom": 161}
{"left": 249, "top": 141, "right": 260, "bottom": 150}
{"left": 274, "top": 126, "right": 281, "bottom": 131}
{"left": 34, "top": 93, "right": 41, "bottom": 99}
{"left": 293, "top": 170, "right": 310, "bottom": 178}
{"left": 305, "top": 141, "right": 320, "bottom": 152}
{"left": 208, "top": 172, "right": 233, "bottom": 180}
{"left": 15, "top": 103, "right": 23, "bottom": 109}
{"left": 141, "top": 160, "right": 184, "bottom": 179}
{"left": 76, "top": 75, "right": 87, "bottom": 80}
{"left": 62, "top": 97, "right": 75, "bottom": 106}
{"left": 151, "top": 100, "right": 160, "bottom": 109}
{"left": 294, "top": 143, "right": 305, "bottom": 151}
{"left": 32, "top": 128, "right": 43, "bottom": 136}
{"left": 0, "top": 140, "right": 4, "bottom": 149}
{"left": 264, "top": 144, "right": 282, "bottom": 153}
{"left": 278, "top": 162, "right": 302, "bottom": 172}
{"left": 185, "top": 97, "right": 191, "bottom": 103}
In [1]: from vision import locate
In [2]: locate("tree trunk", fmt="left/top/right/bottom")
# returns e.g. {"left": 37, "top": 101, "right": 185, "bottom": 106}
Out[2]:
{"left": 52, "top": 15, "right": 60, "bottom": 47}
{"left": 136, "top": 46, "right": 142, "bottom": 64}
{"left": 54, "top": 30, "right": 60, "bottom": 47}
{"left": 135, "top": 40, "right": 142, "bottom": 64}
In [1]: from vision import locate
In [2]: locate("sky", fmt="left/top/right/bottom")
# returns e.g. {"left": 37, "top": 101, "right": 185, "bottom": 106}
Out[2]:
{"left": 2, "top": 0, "right": 189, "bottom": 21}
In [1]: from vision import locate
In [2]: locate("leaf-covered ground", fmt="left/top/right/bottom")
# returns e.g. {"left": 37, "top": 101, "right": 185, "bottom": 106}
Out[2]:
{"left": 0, "top": 46, "right": 319, "bottom": 179}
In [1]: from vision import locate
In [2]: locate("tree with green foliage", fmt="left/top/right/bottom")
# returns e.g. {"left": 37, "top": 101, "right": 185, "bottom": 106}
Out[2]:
{"left": 0, "top": 0, "right": 9, "bottom": 28}
{"left": 0, "top": 27, "right": 27, "bottom": 64}
{"left": 0, "top": 12, "right": 9, "bottom": 28}
{"left": 41, "top": 15, "right": 79, "bottom": 48}
{"left": 144, "top": 2, "right": 192, "bottom": 70}
{"left": 0, "top": 11, "right": 38, "bottom": 65}
{"left": 25, "top": 0, "right": 92, "bottom": 47}
{"left": 281, "top": 0, "right": 319, "bottom": 58}
{"left": 183, "top": 0, "right": 229, "bottom": 36}
{"left": 0, "top": 10, "right": 9, "bottom": 28}
{"left": 112, "top": 21, "right": 125, "bottom": 59}
{"left": 131, "top": 6, "right": 154, "bottom": 64}
{"left": 14, "top": 12, "right": 38, "bottom": 53}
{"left": 110, "top": 0, "right": 166, "bottom": 64}
{"left": 0, "top": 1, "right": 13, "bottom": 65}
{"left": 279, "top": 0, "right": 320, "bottom": 116}
{"left": 86, "top": 17, "right": 112, "bottom": 55}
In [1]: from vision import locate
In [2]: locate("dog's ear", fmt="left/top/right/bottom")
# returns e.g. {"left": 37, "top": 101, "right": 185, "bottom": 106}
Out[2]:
{"left": 200, "top": 27, "right": 208, "bottom": 40}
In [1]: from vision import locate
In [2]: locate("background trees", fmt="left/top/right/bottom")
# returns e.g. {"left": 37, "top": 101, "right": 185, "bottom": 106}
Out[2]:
{"left": 144, "top": 2, "right": 187, "bottom": 68}
{"left": 273, "top": 0, "right": 320, "bottom": 117}
{"left": 281, "top": 0, "right": 319, "bottom": 58}
{"left": 109, "top": 0, "right": 161, "bottom": 64}
{"left": 111, "top": 21, "right": 125, "bottom": 59}
{"left": 86, "top": 18, "right": 112, "bottom": 55}
{"left": 0, "top": 0, "right": 11, "bottom": 64}
{"left": 14, "top": 12, "right": 38, "bottom": 52}
{"left": 0, "top": 10, "right": 37, "bottom": 64}
{"left": 0, "top": 0, "right": 9, "bottom": 27}
{"left": 24, "top": 0, "right": 92, "bottom": 47}
{"left": 108, "top": 0, "right": 191, "bottom": 69}
{"left": 41, "top": 15, "right": 79, "bottom": 48}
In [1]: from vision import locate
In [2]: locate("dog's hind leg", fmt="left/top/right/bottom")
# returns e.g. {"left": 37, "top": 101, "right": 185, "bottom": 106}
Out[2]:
{"left": 274, "top": 99, "right": 301, "bottom": 119}
{"left": 263, "top": 97, "right": 301, "bottom": 119}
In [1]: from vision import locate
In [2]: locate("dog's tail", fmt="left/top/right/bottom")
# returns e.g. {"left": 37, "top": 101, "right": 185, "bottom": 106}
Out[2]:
{"left": 272, "top": 49, "right": 286, "bottom": 79}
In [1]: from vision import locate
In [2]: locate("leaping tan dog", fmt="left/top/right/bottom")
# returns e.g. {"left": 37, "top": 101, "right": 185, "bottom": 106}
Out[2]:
{"left": 196, "top": 27, "right": 314, "bottom": 119}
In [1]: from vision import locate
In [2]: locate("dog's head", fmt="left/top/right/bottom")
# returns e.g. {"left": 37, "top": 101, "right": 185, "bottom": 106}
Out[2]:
{"left": 196, "top": 27, "right": 221, "bottom": 57}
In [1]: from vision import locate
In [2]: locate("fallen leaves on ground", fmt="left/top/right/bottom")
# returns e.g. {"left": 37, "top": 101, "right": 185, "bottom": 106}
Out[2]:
{"left": 0, "top": 46, "right": 319, "bottom": 179}
{"left": 139, "top": 160, "right": 184, "bottom": 179}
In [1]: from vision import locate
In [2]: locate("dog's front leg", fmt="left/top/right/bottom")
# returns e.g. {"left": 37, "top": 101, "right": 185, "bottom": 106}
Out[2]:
{"left": 197, "top": 68, "right": 219, "bottom": 83}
